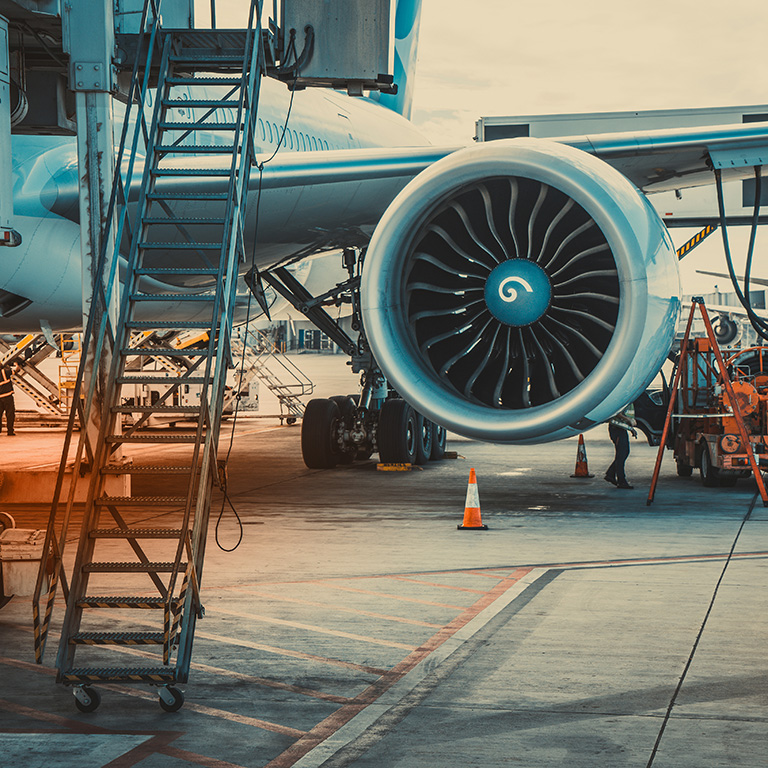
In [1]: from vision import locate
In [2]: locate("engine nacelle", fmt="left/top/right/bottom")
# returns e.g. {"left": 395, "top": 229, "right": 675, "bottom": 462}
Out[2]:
{"left": 361, "top": 138, "right": 681, "bottom": 443}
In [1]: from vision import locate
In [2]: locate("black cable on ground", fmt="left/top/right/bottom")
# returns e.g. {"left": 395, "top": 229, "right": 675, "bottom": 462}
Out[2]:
{"left": 644, "top": 491, "right": 757, "bottom": 768}
{"left": 214, "top": 71, "right": 300, "bottom": 552}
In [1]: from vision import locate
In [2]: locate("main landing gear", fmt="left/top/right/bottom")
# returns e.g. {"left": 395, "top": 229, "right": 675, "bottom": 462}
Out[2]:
{"left": 301, "top": 394, "right": 447, "bottom": 469}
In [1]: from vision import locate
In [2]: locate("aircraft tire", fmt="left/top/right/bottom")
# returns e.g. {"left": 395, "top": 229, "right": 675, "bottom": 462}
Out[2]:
{"left": 430, "top": 423, "right": 447, "bottom": 461}
{"left": 415, "top": 414, "right": 433, "bottom": 465}
{"left": 302, "top": 398, "right": 341, "bottom": 469}
{"left": 378, "top": 399, "right": 417, "bottom": 465}
{"left": 675, "top": 459, "right": 693, "bottom": 477}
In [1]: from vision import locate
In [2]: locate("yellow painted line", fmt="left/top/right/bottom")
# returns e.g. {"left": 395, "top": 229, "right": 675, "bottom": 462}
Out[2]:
{"left": 111, "top": 685, "right": 307, "bottom": 739}
{"left": 314, "top": 582, "right": 465, "bottom": 610}
{"left": 193, "top": 630, "right": 388, "bottom": 676}
{"left": 210, "top": 607, "right": 417, "bottom": 650}
{"left": 220, "top": 587, "right": 442, "bottom": 628}
{"left": 386, "top": 575, "right": 488, "bottom": 594}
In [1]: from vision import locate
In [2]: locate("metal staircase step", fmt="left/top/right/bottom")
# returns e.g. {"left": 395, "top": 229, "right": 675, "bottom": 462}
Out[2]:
{"left": 101, "top": 464, "right": 194, "bottom": 474}
{"left": 70, "top": 631, "right": 166, "bottom": 646}
{"left": 106, "top": 434, "right": 200, "bottom": 444}
{"left": 83, "top": 562, "right": 185, "bottom": 573}
{"left": 152, "top": 168, "right": 233, "bottom": 177}
{"left": 94, "top": 495, "right": 188, "bottom": 507}
{"left": 159, "top": 121, "right": 240, "bottom": 131}
{"left": 116, "top": 375, "right": 210, "bottom": 384}
{"left": 61, "top": 667, "right": 177, "bottom": 683}
{"left": 77, "top": 596, "right": 168, "bottom": 609}
{"left": 134, "top": 267, "right": 220, "bottom": 275}
{"left": 163, "top": 99, "right": 241, "bottom": 108}
{"left": 138, "top": 241, "right": 221, "bottom": 249}
{"left": 166, "top": 76, "right": 242, "bottom": 85}
{"left": 111, "top": 404, "right": 201, "bottom": 413}
{"left": 121, "top": 347, "right": 209, "bottom": 356}
{"left": 129, "top": 293, "right": 214, "bottom": 302}
{"left": 147, "top": 191, "right": 229, "bottom": 201}
{"left": 154, "top": 144, "right": 239, "bottom": 155}
{"left": 89, "top": 527, "right": 186, "bottom": 537}
{"left": 125, "top": 320, "right": 213, "bottom": 330}
{"left": 142, "top": 216, "right": 227, "bottom": 226}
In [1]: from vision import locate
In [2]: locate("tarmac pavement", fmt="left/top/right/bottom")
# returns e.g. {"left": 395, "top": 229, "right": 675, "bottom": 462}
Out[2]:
{"left": 0, "top": 352, "right": 766, "bottom": 767}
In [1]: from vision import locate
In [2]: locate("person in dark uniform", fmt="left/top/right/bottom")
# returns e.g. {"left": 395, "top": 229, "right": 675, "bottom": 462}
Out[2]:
{"left": 604, "top": 407, "right": 637, "bottom": 489}
{"left": 0, "top": 362, "right": 19, "bottom": 436}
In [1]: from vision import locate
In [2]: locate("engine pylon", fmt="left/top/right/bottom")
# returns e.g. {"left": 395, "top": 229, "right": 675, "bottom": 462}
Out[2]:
{"left": 458, "top": 468, "right": 488, "bottom": 530}
{"left": 570, "top": 434, "right": 594, "bottom": 478}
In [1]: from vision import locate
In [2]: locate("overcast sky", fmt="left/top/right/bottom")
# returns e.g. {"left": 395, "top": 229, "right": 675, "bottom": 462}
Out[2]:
{"left": 204, "top": 0, "right": 768, "bottom": 296}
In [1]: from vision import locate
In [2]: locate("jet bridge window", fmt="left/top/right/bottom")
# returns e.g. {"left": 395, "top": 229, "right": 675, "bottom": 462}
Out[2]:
{"left": 742, "top": 114, "right": 768, "bottom": 208}
{"left": 483, "top": 123, "right": 530, "bottom": 141}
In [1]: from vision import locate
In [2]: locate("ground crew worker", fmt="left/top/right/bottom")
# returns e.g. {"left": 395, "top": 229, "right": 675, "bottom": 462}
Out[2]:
{"left": 604, "top": 406, "right": 637, "bottom": 489}
{"left": 0, "top": 361, "right": 18, "bottom": 436}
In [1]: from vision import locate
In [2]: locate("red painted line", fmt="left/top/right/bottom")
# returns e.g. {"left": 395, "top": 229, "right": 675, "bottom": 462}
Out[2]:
{"left": 101, "top": 732, "right": 182, "bottom": 768}
{"left": 264, "top": 567, "right": 533, "bottom": 768}
{"left": 159, "top": 746, "right": 252, "bottom": 768}
{"left": 0, "top": 697, "right": 104, "bottom": 734}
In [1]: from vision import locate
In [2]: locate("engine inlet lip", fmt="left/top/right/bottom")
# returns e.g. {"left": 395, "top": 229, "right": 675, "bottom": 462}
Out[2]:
{"left": 362, "top": 138, "right": 664, "bottom": 442}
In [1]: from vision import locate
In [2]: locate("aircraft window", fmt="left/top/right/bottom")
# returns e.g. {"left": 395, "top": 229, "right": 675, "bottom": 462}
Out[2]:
{"left": 258, "top": 119, "right": 265, "bottom": 140}
{"left": 286, "top": 129, "right": 293, "bottom": 149}
{"left": 323, "top": 140, "right": 329, "bottom": 150}
{"left": 266, "top": 121, "right": 273, "bottom": 143}
{"left": 293, "top": 130, "right": 299, "bottom": 150}
{"left": 311, "top": 136, "right": 318, "bottom": 150}
{"left": 299, "top": 133, "right": 306, "bottom": 151}
{"left": 146, "top": 90, "right": 153, "bottom": 107}
{"left": 272, "top": 123, "right": 280, "bottom": 144}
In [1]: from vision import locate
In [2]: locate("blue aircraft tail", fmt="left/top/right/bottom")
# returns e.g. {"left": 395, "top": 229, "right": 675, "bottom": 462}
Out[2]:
{"left": 374, "top": 0, "right": 422, "bottom": 120}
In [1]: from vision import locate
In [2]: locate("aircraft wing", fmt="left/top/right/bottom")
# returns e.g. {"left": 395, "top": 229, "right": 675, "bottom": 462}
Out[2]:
{"left": 556, "top": 120, "right": 768, "bottom": 194}
{"left": 697, "top": 270, "right": 768, "bottom": 289}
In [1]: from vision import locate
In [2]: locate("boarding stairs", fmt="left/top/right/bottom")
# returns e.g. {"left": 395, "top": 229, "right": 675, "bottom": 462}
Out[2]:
{"left": 33, "top": 0, "right": 265, "bottom": 710}
{"left": 226, "top": 328, "right": 313, "bottom": 422}
{"left": 0, "top": 334, "right": 67, "bottom": 416}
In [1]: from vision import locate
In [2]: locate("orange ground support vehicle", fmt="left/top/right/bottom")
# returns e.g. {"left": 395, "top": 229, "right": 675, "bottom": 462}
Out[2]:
{"left": 671, "top": 339, "right": 768, "bottom": 487}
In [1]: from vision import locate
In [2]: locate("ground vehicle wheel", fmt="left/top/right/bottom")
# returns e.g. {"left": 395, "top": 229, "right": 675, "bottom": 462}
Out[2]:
{"left": 301, "top": 399, "right": 341, "bottom": 468}
{"left": 378, "top": 399, "right": 418, "bottom": 464}
{"left": 415, "top": 415, "right": 433, "bottom": 465}
{"left": 430, "top": 423, "right": 447, "bottom": 461}
{"left": 73, "top": 685, "right": 101, "bottom": 713}
{"left": 699, "top": 443, "right": 720, "bottom": 487}
{"left": 159, "top": 686, "right": 184, "bottom": 712}
{"left": 676, "top": 459, "right": 693, "bottom": 477}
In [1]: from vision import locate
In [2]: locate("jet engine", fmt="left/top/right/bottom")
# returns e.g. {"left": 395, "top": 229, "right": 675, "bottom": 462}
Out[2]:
{"left": 361, "top": 138, "right": 681, "bottom": 443}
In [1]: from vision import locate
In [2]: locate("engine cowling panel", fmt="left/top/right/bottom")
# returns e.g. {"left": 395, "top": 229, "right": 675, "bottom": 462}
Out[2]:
{"left": 361, "top": 138, "right": 681, "bottom": 443}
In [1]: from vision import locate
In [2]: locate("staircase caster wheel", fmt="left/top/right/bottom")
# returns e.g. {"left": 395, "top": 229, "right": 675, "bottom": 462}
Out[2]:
{"left": 158, "top": 685, "right": 184, "bottom": 712}
{"left": 286, "top": 417, "right": 297, "bottom": 425}
{"left": 73, "top": 685, "right": 101, "bottom": 713}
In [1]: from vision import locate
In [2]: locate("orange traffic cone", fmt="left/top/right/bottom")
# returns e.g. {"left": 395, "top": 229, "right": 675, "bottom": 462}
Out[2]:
{"left": 570, "top": 434, "right": 595, "bottom": 478}
{"left": 458, "top": 468, "right": 488, "bottom": 530}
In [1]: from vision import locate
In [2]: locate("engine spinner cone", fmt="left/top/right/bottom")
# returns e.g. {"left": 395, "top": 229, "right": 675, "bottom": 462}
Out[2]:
{"left": 483, "top": 258, "right": 552, "bottom": 327}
